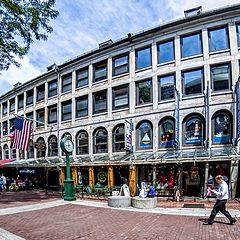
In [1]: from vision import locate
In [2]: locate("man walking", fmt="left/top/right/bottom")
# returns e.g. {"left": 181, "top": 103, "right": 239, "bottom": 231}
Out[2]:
{"left": 203, "top": 175, "right": 236, "bottom": 225}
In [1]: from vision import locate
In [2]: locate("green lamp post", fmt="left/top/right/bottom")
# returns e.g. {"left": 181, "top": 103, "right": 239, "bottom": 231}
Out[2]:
{"left": 60, "top": 136, "right": 76, "bottom": 201}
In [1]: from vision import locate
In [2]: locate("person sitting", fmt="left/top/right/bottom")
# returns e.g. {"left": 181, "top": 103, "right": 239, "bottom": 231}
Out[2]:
{"left": 147, "top": 184, "right": 156, "bottom": 198}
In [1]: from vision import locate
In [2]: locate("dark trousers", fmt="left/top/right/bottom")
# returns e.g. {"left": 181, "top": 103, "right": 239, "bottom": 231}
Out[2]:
{"left": 208, "top": 199, "right": 234, "bottom": 223}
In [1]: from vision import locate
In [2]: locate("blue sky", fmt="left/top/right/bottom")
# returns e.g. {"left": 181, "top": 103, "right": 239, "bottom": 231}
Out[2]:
{"left": 0, "top": 0, "right": 240, "bottom": 95}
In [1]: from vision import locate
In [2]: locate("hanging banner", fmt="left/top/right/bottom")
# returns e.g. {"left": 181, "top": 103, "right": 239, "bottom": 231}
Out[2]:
{"left": 175, "top": 90, "right": 180, "bottom": 149}
{"left": 125, "top": 119, "right": 133, "bottom": 152}
{"left": 236, "top": 80, "right": 240, "bottom": 142}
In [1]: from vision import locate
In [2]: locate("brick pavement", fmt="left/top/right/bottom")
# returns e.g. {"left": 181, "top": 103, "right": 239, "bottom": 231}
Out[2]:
{"left": 0, "top": 191, "right": 239, "bottom": 240}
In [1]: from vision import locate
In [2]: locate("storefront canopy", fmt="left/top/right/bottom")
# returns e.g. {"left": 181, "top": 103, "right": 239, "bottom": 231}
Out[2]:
{"left": 0, "top": 159, "right": 14, "bottom": 167}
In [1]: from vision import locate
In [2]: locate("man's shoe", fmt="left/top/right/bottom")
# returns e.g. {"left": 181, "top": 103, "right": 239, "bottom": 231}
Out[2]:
{"left": 230, "top": 219, "right": 236, "bottom": 225}
{"left": 203, "top": 221, "right": 212, "bottom": 225}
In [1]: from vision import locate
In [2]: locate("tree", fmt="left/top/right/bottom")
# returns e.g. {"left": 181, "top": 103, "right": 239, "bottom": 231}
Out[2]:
{"left": 0, "top": 0, "right": 59, "bottom": 71}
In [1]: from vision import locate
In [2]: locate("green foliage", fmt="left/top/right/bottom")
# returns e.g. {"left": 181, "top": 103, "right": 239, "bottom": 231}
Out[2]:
{"left": 0, "top": 0, "right": 59, "bottom": 71}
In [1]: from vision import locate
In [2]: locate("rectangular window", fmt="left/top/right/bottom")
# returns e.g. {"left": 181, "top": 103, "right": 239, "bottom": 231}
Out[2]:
{"left": 18, "top": 94, "right": 24, "bottom": 109}
{"left": 182, "top": 68, "right": 204, "bottom": 96}
{"left": 181, "top": 32, "right": 202, "bottom": 58}
{"left": 112, "top": 85, "right": 129, "bottom": 110}
{"left": 136, "top": 79, "right": 152, "bottom": 105}
{"left": 9, "top": 118, "right": 15, "bottom": 132}
{"left": 93, "top": 61, "right": 107, "bottom": 83}
{"left": 26, "top": 112, "right": 33, "bottom": 120}
{"left": 136, "top": 47, "right": 151, "bottom": 70}
{"left": 93, "top": 90, "right": 107, "bottom": 114}
{"left": 211, "top": 64, "right": 231, "bottom": 92}
{"left": 158, "top": 74, "right": 175, "bottom": 101}
{"left": 48, "top": 79, "right": 58, "bottom": 97}
{"left": 26, "top": 89, "right": 33, "bottom": 105}
{"left": 208, "top": 26, "right": 229, "bottom": 52}
{"left": 9, "top": 98, "right": 15, "bottom": 112}
{"left": 76, "top": 95, "right": 88, "bottom": 118}
{"left": 2, "top": 102, "right": 7, "bottom": 115}
{"left": 36, "top": 84, "right": 45, "bottom": 101}
{"left": 36, "top": 109, "right": 44, "bottom": 127}
{"left": 112, "top": 54, "right": 129, "bottom": 76}
{"left": 48, "top": 105, "right": 57, "bottom": 124}
{"left": 2, "top": 121, "right": 8, "bottom": 135}
{"left": 76, "top": 67, "right": 88, "bottom": 88}
{"left": 157, "top": 39, "right": 174, "bottom": 64}
{"left": 237, "top": 24, "right": 240, "bottom": 48}
{"left": 62, "top": 100, "right": 72, "bottom": 121}
{"left": 62, "top": 74, "right": 72, "bottom": 93}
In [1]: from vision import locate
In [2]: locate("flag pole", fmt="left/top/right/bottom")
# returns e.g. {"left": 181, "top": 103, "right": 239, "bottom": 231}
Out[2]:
{"left": 13, "top": 114, "right": 53, "bottom": 129}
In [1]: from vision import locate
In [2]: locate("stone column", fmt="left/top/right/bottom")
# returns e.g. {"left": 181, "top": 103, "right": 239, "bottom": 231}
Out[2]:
{"left": 204, "top": 162, "right": 209, "bottom": 198}
{"left": 230, "top": 159, "right": 239, "bottom": 199}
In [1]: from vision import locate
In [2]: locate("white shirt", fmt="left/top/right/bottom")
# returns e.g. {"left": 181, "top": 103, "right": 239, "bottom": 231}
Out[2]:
{"left": 213, "top": 181, "right": 229, "bottom": 200}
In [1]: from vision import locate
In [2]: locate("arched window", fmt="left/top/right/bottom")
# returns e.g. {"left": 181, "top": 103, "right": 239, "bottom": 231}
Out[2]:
{"left": 27, "top": 140, "right": 34, "bottom": 159}
{"left": 36, "top": 137, "right": 46, "bottom": 158}
{"left": 76, "top": 130, "right": 88, "bottom": 155}
{"left": 48, "top": 135, "right": 58, "bottom": 157}
{"left": 113, "top": 124, "right": 125, "bottom": 152}
{"left": 212, "top": 111, "right": 232, "bottom": 144}
{"left": 136, "top": 121, "right": 153, "bottom": 150}
{"left": 3, "top": 144, "right": 9, "bottom": 159}
{"left": 11, "top": 149, "right": 16, "bottom": 160}
{"left": 183, "top": 114, "right": 205, "bottom": 146}
{"left": 0, "top": 147, "right": 2, "bottom": 160}
{"left": 159, "top": 118, "right": 175, "bottom": 148}
{"left": 93, "top": 128, "right": 108, "bottom": 153}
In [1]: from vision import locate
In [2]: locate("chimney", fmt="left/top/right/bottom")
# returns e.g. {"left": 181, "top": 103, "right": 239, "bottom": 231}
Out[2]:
{"left": 184, "top": 6, "right": 202, "bottom": 17}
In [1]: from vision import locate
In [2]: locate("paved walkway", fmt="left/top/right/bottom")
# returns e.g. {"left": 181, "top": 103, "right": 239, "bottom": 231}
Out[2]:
{"left": 0, "top": 197, "right": 239, "bottom": 240}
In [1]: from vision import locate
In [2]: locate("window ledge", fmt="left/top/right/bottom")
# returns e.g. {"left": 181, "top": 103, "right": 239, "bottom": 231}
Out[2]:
{"left": 135, "top": 103, "right": 153, "bottom": 109}
{"left": 61, "top": 120, "right": 72, "bottom": 124}
{"left": 158, "top": 98, "right": 175, "bottom": 104}
{"left": 61, "top": 90, "right": 72, "bottom": 96}
{"left": 209, "top": 49, "right": 230, "bottom": 55}
{"left": 92, "top": 79, "right": 108, "bottom": 85}
{"left": 181, "top": 54, "right": 203, "bottom": 61}
{"left": 75, "top": 116, "right": 88, "bottom": 120}
{"left": 211, "top": 90, "right": 232, "bottom": 96}
{"left": 157, "top": 60, "right": 175, "bottom": 67}
{"left": 135, "top": 66, "right": 152, "bottom": 73}
{"left": 182, "top": 94, "right": 204, "bottom": 100}
{"left": 112, "top": 107, "right": 129, "bottom": 113}
{"left": 75, "top": 85, "right": 89, "bottom": 91}
{"left": 47, "top": 95, "right": 57, "bottom": 100}
{"left": 112, "top": 72, "right": 129, "bottom": 80}
{"left": 92, "top": 112, "right": 107, "bottom": 117}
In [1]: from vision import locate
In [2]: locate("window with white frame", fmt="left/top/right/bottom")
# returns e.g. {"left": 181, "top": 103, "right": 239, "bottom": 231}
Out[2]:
{"left": 48, "top": 79, "right": 58, "bottom": 98}
{"left": 208, "top": 26, "right": 229, "bottom": 52}
{"left": 93, "top": 90, "right": 107, "bottom": 114}
{"left": 112, "top": 85, "right": 129, "bottom": 110}
{"left": 136, "top": 79, "right": 152, "bottom": 105}
{"left": 26, "top": 89, "right": 33, "bottom": 105}
{"left": 93, "top": 60, "right": 107, "bottom": 83}
{"left": 62, "top": 100, "right": 72, "bottom": 121}
{"left": 48, "top": 135, "right": 58, "bottom": 157}
{"left": 93, "top": 128, "right": 108, "bottom": 153}
{"left": 136, "top": 121, "right": 153, "bottom": 150}
{"left": 36, "top": 84, "right": 45, "bottom": 102}
{"left": 158, "top": 74, "right": 175, "bottom": 101}
{"left": 48, "top": 105, "right": 57, "bottom": 124}
{"left": 76, "top": 95, "right": 88, "bottom": 118}
{"left": 211, "top": 63, "right": 231, "bottom": 92}
{"left": 76, "top": 130, "right": 89, "bottom": 155}
{"left": 157, "top": 39, "right": 174, "bottom": 64}
{"left": 76, "top": 67, "right": 88, "bottom": 88}
{"left": 136, "top": 46, "right": 151, "bottom": 70}
{"left": 112, "top": 54, "right": 129, "bottom": 76}
{"left": 113, "top": 124, "right": 125, "bottom": 152}
{"left": 62, "top": 74, "right": 72, "bottom": 93}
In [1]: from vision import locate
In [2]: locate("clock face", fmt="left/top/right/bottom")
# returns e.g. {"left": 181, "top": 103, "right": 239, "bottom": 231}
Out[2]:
{"left": 63, "top": 139, "right": 74, "bottom": 153}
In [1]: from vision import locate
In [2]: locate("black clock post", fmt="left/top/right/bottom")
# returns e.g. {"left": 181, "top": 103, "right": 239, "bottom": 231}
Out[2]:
{"left": 60, "top": 137, "right": 76, "bottom": 201}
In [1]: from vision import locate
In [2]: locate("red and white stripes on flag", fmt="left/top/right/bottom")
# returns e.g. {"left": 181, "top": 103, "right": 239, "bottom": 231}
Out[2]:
{"left": 12, "top": 117, "right": 33, "bottom": 151}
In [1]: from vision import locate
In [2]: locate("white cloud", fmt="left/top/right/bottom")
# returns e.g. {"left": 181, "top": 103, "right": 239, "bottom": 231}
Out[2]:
{"left": 0, "top": 56, "right": 42, "bottom": 95}
{"left": 1, "top": 0, "right": 240, "bottom": 96}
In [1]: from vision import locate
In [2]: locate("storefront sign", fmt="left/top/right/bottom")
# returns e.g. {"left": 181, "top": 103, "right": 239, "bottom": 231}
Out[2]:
{"left": 125, "top": 119, "right": 133, "bottom": 152}
{"left": 19, "top": 169, "right": 35, "bottom": 174}
{"left": 34, "top": 142, "right": 46, "bottom": 150}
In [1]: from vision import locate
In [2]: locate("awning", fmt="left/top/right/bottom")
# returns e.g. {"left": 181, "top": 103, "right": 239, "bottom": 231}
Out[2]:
{"left": 0, "top": 159, "right": 14, "bottom": 167}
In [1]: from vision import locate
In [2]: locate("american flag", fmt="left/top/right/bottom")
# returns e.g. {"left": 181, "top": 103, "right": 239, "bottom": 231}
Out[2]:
{"left": 12, "top": 117, "right": 33, "bottom": 151}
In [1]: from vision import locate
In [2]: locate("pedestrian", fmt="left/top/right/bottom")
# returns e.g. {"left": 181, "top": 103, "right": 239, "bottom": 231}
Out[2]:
{"left": 203, "top": 175, "right": 236, "bottom": 225}
{"left": 1, "top": 174, "right": 6, "bottom": 190}
{"left": 0, "top": 175, "right": 3, "bottom": 193}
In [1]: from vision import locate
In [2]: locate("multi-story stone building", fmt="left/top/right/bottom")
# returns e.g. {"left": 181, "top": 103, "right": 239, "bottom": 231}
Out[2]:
{"left": 1, "top": 4, "right": 240, "bottom": 198}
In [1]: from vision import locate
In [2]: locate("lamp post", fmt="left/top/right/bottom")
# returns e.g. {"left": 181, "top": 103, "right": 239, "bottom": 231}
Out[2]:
{"left": 60, "top": 137, "right": 76, "bottom": 201}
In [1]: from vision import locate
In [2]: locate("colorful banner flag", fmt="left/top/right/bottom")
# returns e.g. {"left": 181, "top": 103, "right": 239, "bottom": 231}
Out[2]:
{"left": 125, "top": 119, "right": 133, "bottom": 152}
{"left": 12, "top": 117, "right": 32, "bottom": 151}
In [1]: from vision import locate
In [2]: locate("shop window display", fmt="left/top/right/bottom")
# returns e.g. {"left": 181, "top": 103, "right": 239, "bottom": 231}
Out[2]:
{"left": 136, "top": 121, "right": 153, "bottom": 150}
{"left": 184, "top": 116, "right": 204, "bottom": 146}
{"left": 156, "top": 166, "right": 176, "bottom": 196}
{"left": 212, "top": 112, "right": 231, "bottom": 144}
{"left": 159, "top": 118, "right": 175, "bottom": 148}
